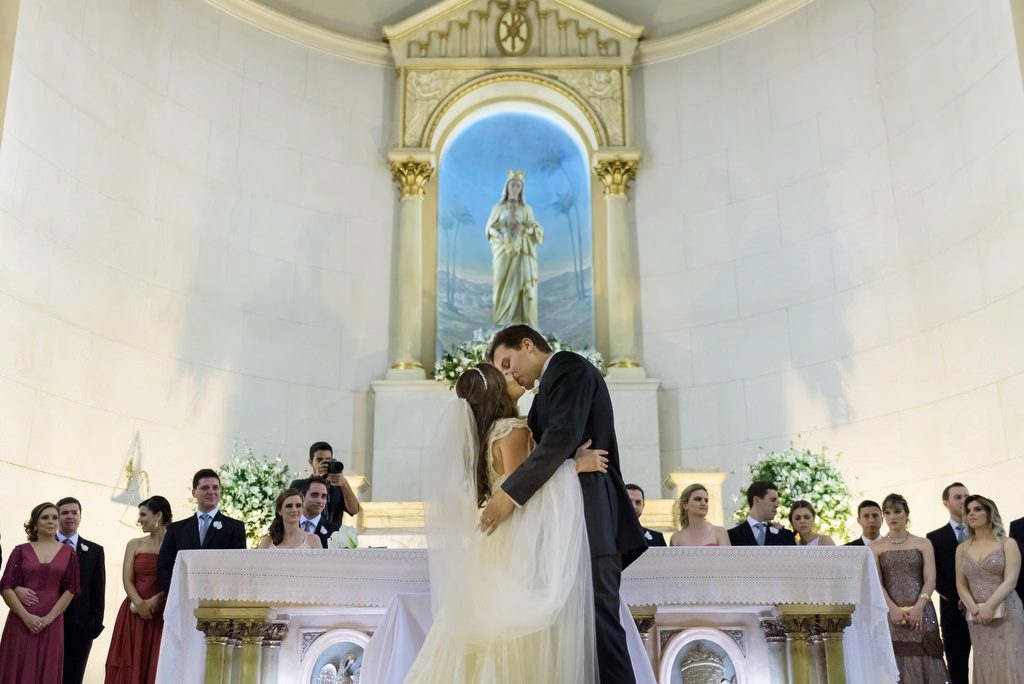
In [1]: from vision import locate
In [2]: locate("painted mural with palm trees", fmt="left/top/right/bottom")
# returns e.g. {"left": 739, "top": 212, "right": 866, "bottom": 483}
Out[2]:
{"left": 437, "top": 112, "right": 594, "bottom": 354}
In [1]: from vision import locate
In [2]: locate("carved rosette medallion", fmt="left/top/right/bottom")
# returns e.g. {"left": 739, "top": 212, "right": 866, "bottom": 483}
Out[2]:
{"left": 390, "top": 160, "right": 435, "bottom": 199}
{"left": 595, "top": 158, "right": 638, "bottom": 198}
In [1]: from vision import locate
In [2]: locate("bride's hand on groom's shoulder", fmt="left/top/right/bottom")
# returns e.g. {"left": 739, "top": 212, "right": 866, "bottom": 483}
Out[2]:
{"left": 574, "top": 439, "right": 609, "bottom": 474}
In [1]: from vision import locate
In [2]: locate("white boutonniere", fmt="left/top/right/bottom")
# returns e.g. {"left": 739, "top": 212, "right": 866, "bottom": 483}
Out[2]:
{"left": 319, "top": 526, "right": 328, "bottom": 535}
{"left": 80, "top": 543, "right": 89, "bottom": 552}
{"left": 327, "top": 525, "right": 359, "bottom": 549}
{"left": 644, "top": 530, "right": 653, "bottom": 541}
{"left": 212, "top": 520, "right": 223, "bottom": 530}
{"left": 768, "top": 522, "right": 780, "bottom": 535}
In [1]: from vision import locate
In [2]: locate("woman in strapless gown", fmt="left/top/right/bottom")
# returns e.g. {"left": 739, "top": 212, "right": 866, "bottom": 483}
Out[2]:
{"left": 956, "top": 495, "right": 1024, "bottom": 683}
{"left": 256, "top": 489, "right": 320, "bottom": 550}
{"left": 406, "top": 363, "right": 606, "bottom": 683}
{"left": 669, "top": 483, "right": 730, "bottom": 547}
{"left": 105, "top": 496, "right": 173, "bottom": 684}
{"left": 873, "top": 493, "right": 950, "bottom": 683}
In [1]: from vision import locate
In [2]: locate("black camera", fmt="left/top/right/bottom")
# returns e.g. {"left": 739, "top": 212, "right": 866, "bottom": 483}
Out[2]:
{"left": 326, "top": 458, "right": 344, "bottom": 475}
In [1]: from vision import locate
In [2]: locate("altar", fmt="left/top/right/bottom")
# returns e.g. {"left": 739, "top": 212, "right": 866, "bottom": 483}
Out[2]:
{"left": 157, "top": 547, "right": 897, "bottom": 684}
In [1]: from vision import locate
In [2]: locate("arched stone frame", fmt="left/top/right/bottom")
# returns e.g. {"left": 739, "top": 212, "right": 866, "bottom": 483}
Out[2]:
{"left": 660, "top": 626, "right": 750, "bottom": 684}
{"left": 418, "top": 73, "right": 611, "bottom": 368}
{"left": 297, "top": 627, "right": 371, "bottom": 683}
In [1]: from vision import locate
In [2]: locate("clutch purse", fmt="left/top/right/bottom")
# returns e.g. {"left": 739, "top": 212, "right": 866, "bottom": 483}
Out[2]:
{"left": 967, "top": 602, "right": 1006, "bottom": 622}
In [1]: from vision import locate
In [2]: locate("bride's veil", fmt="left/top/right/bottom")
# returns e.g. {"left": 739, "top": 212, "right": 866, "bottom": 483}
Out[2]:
{"left": 420, "top": 398, "right": 596, "bottom": 681}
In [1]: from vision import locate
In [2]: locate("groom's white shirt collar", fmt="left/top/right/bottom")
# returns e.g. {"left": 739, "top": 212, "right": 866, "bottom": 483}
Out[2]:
{"left": 540, "top": 353, "right": 553, "bottom": 379}
{"left": 746, "top": 516, "right": 766, "bottom": 530}
{"left": 301, "top": 513, "right": 322, "bottom": 528}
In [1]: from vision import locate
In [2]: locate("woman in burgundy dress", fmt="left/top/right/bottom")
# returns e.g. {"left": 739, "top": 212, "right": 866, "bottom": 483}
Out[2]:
{"left": 0, "top": 502, "right": 80, "bottom": 683}
{"left": 105, "top": 496, "right": 173, "bottom": 684}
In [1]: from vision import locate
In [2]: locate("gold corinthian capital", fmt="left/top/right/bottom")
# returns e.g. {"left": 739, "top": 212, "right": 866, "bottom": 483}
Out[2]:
{"left": 595, "top": 158, "right": 639, "bottom": 198}
{"left": 390, "top": 159, "right": 434, "bottom": 199}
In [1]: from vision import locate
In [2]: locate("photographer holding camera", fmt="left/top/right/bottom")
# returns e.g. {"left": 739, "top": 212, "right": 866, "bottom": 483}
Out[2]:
{"left": 289, "top": 441, "right": 360, "bottom": 527}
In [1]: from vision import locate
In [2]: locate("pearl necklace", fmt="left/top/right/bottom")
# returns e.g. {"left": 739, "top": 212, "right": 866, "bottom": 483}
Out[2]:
{"left": 887, "top": 532, "right": 910, "bottom": 545}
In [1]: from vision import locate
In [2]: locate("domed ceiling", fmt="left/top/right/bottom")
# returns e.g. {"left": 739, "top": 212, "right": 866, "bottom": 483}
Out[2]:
{"left": 253, "top": 0, "right": 765, "bottom": 42}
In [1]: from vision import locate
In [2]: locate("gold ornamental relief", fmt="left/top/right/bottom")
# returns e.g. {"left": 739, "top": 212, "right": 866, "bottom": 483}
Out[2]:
{"left": 539, "top": 68, "right": 624, "bottom": 146}
{"left": 496, "top": 7, "right": 531, "bottom": 56}
{"left": 403, "top": 70, "right": 487, "bottom": 147}
{"left": 595, "top": 158, "right": 638, "bottom": 197}
{"left": 390, "top": 160, "right": 435, "bottom": 199}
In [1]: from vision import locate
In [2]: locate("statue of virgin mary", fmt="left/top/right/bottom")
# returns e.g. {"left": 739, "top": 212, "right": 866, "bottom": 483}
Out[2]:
{"left": 485, "top": 170, "right": 544, "bottom": 327}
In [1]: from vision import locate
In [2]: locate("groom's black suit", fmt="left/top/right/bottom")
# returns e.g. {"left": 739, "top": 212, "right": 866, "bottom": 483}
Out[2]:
{"left": 156, "top": 511, "right": 247, "bottom": 591}
{"left": 502, "top": 351, "right": 647, "bottom": 683}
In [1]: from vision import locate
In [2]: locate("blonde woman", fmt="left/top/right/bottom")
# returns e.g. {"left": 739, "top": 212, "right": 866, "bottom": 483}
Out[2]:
{"left": 955, "top": 495, "right": 1024, "bottom": 682}
{"left": 669, "top": 484, "right": 730, "bottom": 547}
{"left": 789, "top": 500, "right": 835, "bottom": 546}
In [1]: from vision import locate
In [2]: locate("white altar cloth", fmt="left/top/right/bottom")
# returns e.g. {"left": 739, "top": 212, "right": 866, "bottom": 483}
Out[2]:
{"left": 157, "top": 547, "right": 897, "bottom": 684}
{"left": 622, "top": 546, "right": 898, "bottom": 684}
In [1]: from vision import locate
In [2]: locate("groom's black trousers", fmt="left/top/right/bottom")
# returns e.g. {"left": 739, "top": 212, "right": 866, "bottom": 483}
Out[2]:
{"left": 593, "top": 553, "right": 635, "bottom": 684}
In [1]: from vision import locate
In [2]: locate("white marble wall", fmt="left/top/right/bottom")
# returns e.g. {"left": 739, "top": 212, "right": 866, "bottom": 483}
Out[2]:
{"left": 637, "top": 0, "right": 1024, "bottom": 527}
{"left": 0, "top": 1, "right": 391, "bottom": 673}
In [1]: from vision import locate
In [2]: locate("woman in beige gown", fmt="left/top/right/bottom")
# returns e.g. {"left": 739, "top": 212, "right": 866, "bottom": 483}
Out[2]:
{"left": 956, "top": 494, "right": 1024, "bottom": 683}
{"left": 872, "top": 493, "right": 950, "bottom": 683}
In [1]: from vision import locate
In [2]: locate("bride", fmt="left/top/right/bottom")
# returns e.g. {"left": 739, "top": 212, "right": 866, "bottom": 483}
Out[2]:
{"left": 405, "top": 362, "right": 605, "bottom": 683}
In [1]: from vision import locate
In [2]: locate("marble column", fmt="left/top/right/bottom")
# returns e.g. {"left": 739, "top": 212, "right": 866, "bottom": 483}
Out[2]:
{"left": 777, "top": 603, "right": 855, "bottom": 684}
{"left": 760, "top": 616, "right": 790, "bottom": 684}
{"left": 387, "top": 154, "right": 434, "bottom": 379}
{"left": 595, "top": 154, "right": 644, "bottom": 378}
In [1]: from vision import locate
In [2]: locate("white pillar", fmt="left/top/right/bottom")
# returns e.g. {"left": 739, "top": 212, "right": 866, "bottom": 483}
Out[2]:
{"left": 595, "top": 154, "right": 644, "bottom": 378}
{"left": 387, "top": 156, "right": 434, "bottom": 379}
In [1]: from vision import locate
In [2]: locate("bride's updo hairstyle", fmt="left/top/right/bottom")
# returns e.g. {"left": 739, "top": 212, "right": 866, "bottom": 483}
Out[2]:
{"left": 455, "top": 362, "right": 519, "bottom": 507}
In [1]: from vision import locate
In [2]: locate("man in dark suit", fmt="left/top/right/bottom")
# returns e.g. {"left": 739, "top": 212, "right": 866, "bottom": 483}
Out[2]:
{"left": 626, "top": 483, "right": 666, "bottom": 546}
{"left": 926, "top": 481, "right": 971, "bottom": 684}
{"left": 1011, "top": 516, "right": 1024, "bottom": 603}
{"left": 298, "top": 476, "right": 339, "bottom": 548}
{"left": 485, "top": 325, "right": 648, "bottom": 683}
{"left": 157, "top": 468, "right": 248, "bottom": 591}
{"left": 1007, "top": 516, "right": 1024, "bottom": 602}
{"left": 289, "top": 441, "right": 360, "bottom": 527}
{"left": 844, "top": 499, "right": 882, "bottom": 546}
{"left": 728, "top": 481, "right": 797, "bottom": 546}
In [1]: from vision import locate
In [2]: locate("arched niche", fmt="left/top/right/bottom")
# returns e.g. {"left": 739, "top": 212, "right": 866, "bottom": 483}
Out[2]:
{"left": 660, "top": 627, "right": 750, "bottom": 684}
{"left": 298, "top": 628, "right": 371, "bottom": 683}
{"left": 423, "top": 78, "right": 607, "bottom": 362}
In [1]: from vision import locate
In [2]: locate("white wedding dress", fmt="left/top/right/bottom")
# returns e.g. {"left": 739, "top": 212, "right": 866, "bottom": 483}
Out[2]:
{"left": 404, "top": 404, "right": 596, "bottom": 683}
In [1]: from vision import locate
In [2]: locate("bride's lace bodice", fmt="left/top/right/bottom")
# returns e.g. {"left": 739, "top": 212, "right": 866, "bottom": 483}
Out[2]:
{"left": 485, "top": 417, "right": 531, "bottom": 486}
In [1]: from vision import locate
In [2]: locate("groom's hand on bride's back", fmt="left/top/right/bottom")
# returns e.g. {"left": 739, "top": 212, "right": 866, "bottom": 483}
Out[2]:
{"left": 574, "top": 439, "right": 609, "bottom": 474}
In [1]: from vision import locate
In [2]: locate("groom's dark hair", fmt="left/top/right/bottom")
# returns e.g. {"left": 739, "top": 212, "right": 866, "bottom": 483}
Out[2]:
{"left": 488, "top": 325, "right": 552, "bottom": 360}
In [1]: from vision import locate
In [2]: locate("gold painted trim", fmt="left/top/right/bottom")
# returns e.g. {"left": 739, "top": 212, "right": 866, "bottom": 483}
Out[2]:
{"left": 390, "top": 360, "right": 425, "bottom": 370}
{"left": 384, "top": 0, "right": 478, "bottom": 42}
{"left": 421, "top": 71, "right": 608, "bottom": 149}
{"left": 607, "top": 358, "right": 641, "bottom": 368}
{"left": 389, "top": 159, "right": 435, "bottom": 199}
{"left": 637, "top": 0, "right": 814, "bottom": 65}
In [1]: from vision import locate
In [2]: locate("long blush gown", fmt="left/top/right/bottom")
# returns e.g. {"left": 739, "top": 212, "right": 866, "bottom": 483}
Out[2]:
{"left": 961, "top": 544, "right": 1024, "bottom": 683}
{"left": 0, "top": 542, "right": 80, "bottom": 683}
{"left": 105, "top": 553, "right": 164, "bottom": 683}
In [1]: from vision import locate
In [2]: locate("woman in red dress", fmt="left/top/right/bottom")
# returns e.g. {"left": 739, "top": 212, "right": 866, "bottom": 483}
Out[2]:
{"left": 0, "top": 502, "right": 80, "bottom": 683}
{"left": 105, "top": 496, "right": 173, "bottom": 684}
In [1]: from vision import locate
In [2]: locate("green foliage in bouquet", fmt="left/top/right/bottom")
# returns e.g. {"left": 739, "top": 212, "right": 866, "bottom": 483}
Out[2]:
{"left": 734, "top": 444, "right": 854, "bottom": 541}
{"left": 433, "top": 328, "right": 605, "bottom": 389}
{"left": 218, "top": 442, "right": 292, "bottom": 547}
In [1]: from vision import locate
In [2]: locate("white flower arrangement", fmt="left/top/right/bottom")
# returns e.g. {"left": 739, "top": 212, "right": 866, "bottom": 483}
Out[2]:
{"left": 219, "top": 441, "right": 293, "bottom": 548}
{"left": 433, "top": 327, "right": 606, "bottom": 389}
{"left": 327, "top": 525, "right": 359, "bottom": 549}
{"left": 734, "top": 444, "right": 855, "bottom": 541}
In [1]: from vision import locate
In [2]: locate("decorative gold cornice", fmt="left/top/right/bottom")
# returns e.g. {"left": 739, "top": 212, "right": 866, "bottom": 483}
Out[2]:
{"left": 389, "top": 160, "right": 434, "bottom": 199}
{"left": 594, "top": 157, "right": 638, "bottom": 197}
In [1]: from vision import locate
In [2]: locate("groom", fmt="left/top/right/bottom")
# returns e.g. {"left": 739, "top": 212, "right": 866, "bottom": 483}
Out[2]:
{"left": 483, "top": 325, "right": 647, "bottom": 683}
